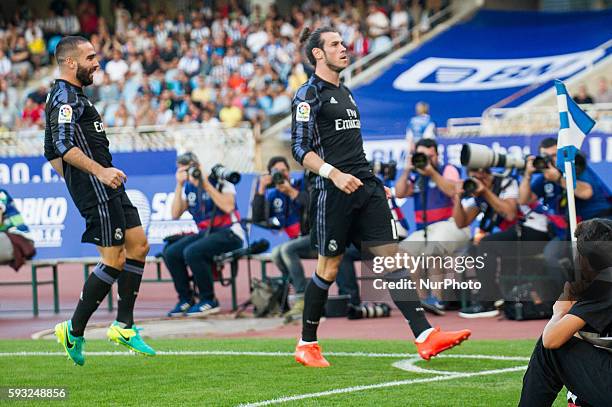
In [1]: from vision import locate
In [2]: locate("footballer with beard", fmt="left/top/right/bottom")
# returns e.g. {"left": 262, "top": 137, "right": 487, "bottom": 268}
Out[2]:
{"left": 44, "top": 36, "right": 155, "bottom": 365}
{"left": 291, "top": 27, "right": 471, "bottom": 367}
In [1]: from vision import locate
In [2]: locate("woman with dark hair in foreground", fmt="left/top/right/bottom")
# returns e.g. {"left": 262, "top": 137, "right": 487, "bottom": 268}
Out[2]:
{"left": 519, "top": 218, "right": 612, "bottom": 407}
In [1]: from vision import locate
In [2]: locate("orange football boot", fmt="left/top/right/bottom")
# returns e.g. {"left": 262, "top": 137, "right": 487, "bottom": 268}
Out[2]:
{"left": 295, "top": 342, "right": 331, "bottom": 367}
{"left": 415, "top": 327, "right": 471, "bottom": 361}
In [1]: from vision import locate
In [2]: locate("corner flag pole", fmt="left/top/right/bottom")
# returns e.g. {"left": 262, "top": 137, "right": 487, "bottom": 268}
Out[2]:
{"left": 563, "top": 155, "right": 578, "bottom": 242}
{"left": 553, "top": 80, "right": 596, "bottom": 243}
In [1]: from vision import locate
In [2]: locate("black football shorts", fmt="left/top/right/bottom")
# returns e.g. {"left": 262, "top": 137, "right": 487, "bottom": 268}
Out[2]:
{"left": 310, "top": 177, "right": 397, "bottom": 257}
{"left": 80, "top": 192, "right": 142, "bottom": 247}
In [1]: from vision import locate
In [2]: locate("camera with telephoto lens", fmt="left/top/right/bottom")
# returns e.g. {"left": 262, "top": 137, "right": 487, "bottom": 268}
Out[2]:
{"left": 411, "top": 152, "right": 429, "bottom": 170}
{"left": 210, "top": 164, "right": 241, "bottom": 184}
{"left": 348, "top": 302, "right": 391, "bottom": 320}
{"left": 370, "top": 160, "right": 397, "bottom": 181}
{"left": 461, "top": 143, "right": 526, "bottom": 170}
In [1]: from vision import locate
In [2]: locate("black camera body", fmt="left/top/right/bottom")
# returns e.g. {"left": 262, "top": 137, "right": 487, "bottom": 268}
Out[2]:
{"left": 210, "top": 164, "right": 241, "bottom": 184}
{"left": 265, "top": 169, "right": 287, "bottom": 189}
{"left": 411, "top": 152, "right": 429, "bottom": 170}
{"left": 532, "top": 155, "right": 553, "bottom": 172}
{"left": 271, "top": 169, "right": 286, "bottom": 185}
{"left": 463, "top": 178, "right": 479, "bottom": 196}
{"left": 188, "top": 166, "right": 202, "bottom": 179}
{"left": 371, "top": 160, "right": 397, "bottom": 181}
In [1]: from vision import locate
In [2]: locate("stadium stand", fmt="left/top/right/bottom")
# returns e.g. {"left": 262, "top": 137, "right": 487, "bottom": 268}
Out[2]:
{"left": 0, "top": 0, "right": 448, "bottom": 134}
{"left": 350, "top": 8, "right": 612, "bottom": 137}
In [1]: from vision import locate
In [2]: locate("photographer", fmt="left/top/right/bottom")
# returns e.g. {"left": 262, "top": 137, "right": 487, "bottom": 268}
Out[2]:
{"left": 452, "top": 168, "right": 549, "bottom": 318}
{"left": 519, "top": 138, "right": 597, "bottom": 238}
{"left": 163, "top": 152, "right": 244, "bottom": 317}
{"left": 252, "top": 156, "right": 304, "bottom": 239}
{"left": 519, "top": 137, "right": 611, "bottom": 293}
{"left": 396, "top": 138, "right": 471, "bottom": 312}
{"left": 252, "top": 157, "right": 363, "bottom": 322}
{"left": 396, "top": 138, "right": 470, "bottom": 245}
{"left": 519, "top": 218, "right": 612, "bottom": 407}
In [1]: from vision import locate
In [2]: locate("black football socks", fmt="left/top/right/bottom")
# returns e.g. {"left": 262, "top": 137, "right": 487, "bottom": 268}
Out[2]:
{"left": 70, "top": 263, "right": 121, "bottom": 337}
{"left": 116, "top": 258, "right": 145, "bottom": 328}
{"left": 301, "top": 273, "right": 333, "bottom": 342}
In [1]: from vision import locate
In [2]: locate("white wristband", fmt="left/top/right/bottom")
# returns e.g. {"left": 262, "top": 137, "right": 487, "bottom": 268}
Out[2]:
{"left": 319, "top": 163, "right": 335, "bottom": 178}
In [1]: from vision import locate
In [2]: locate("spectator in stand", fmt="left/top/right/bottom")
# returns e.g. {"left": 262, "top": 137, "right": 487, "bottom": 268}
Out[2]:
{"left": 24, "top": 20, "right": 46, "bottom": 68}
{"left": 0, "top": 50, "right": 12, "bottom": 78}
{"left": 78, "top": 1, "right": 100, "bottom": 35}
{"left": 288, "top": 62, "right": 307, "bottom": 92}
{"left": 573, "top": 84, "right": 594, "bottom": 105}
{"left": 57, "top": 8, "right": 81, "bottom": 35}
{"left": 27, "top": 85, "right": 48, "bottom": 105}
{"left": 219, "top": 95, "right": 243, "bottom": 127}
{"left": 595, "top": 77, "right": 612, "bottom": 104}
{"left": 159, "top": 38, "right": 178, "bottom": 71}
{"left": 98, "top": 73, "right": 120, "bottom": 110}
{"left": 10, "top": 36, "right": 32, "bottom": 82}
{"left": 202, "top": 109, "right": 220, "bottom": 127}
{"left": 110, "top": 102, "right": 134, "bottom": 127}
{"left": 105, "top": 49, "right": 129, "bottom": 82}
{"left": 390, "top": 2, "right": 410, "bottom": 38}
{"left": 0, "top": 92, "right": 18, "bottom": 129}
{"left": 20, "top": 96, "right": 44, "bottom": 129}
{"left": 0, "top": 1, "right": 445, "bottom": 131}
{"left": 366, "top": 3, "right": 391, "bottom": 52}
{"left": 351, "top": 24, "right": 370, "bottom": 58}
{"left": 142, "top": 49, "right": 160, "bottom": 75}
{"left": 178, "top": 48, "right": 201, "bottom": 77}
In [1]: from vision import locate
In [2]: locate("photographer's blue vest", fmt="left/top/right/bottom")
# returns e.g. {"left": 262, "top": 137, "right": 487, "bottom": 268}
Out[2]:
{"left": 412, "top": 164, "right": 456, "bottom": 230}
{"left": 184, "top": 177, "right": 240, "bottom": 231}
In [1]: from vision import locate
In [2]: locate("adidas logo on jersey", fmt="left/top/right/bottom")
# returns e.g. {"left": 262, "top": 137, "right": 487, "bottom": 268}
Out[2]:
{"left": 330, "top": 97, "right": 338, "bottom": 104}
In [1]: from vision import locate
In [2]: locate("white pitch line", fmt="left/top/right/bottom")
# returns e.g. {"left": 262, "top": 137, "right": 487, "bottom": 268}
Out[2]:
{"left": 238, "top": 365, "right": 528, "bottom": 407}
{"left": 392, "top": 357, "right": 459, "bottom": 375}
{"left": 0, "top": 350, "right": 530, "bottom": 361}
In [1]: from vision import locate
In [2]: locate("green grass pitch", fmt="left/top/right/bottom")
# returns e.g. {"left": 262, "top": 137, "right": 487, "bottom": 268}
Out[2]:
{"left": 0, "top": 338, "right": 567, "bottom": 406}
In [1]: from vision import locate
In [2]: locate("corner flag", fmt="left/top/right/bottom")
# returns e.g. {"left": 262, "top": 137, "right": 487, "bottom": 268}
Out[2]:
{"left": 554, "top": 79, "right": 596, "bottom": 186}
{"left": 553, "top": 79, "right": 597, "bottom": 242}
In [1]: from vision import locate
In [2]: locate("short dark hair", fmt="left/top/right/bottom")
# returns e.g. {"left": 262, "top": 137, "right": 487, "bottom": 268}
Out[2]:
{"left": 539, "top": 137, "right": 557, "bottom": 150}
{"left": 176, "top": 151, "right": 199, "bottom": 165}
{"left": 55, "top": 36, "right": 89, "bottom": 65}
{"left": 267, "top": 156, "right": 289, "bottom": 173}
{"left": 415, "top": 138, "right": 438, "bottom": 151}
{"left": 299, "top": 26, "right": 340, "bottom": 67}
{"left": 576, "top": 218, "right": 612, "bottom": 271}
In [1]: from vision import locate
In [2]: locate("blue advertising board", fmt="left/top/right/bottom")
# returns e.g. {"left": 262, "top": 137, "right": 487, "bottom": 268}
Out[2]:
{"left": 2, "top": 140, "right": 610, "bottom": 259}
{"left": 2, "top": 151, "right": 290, "bottom": 259}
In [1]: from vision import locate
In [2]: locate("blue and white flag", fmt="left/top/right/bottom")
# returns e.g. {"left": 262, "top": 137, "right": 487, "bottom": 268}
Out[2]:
{"left": 554, "top": 79, "right": 596, "bottom": 187}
